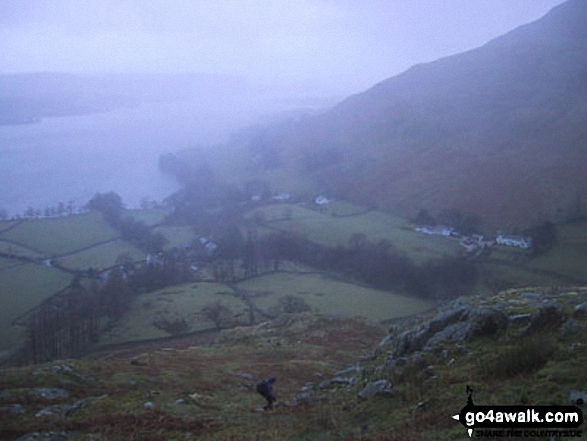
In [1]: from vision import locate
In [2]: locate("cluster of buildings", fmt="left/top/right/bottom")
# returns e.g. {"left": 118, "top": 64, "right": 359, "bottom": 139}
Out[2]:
{"left": 415, "top": 224, "right": 533, "bottom": 256}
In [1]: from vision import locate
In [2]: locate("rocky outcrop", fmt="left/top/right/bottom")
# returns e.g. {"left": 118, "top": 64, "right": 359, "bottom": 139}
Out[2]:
{"left": 523, "top": 303, "right": 564, "bottom": 335}
{"left": 395, "top": 306, "right": 508, "bottom": 356}
{"left": 357, "top": 380, "right": 394, "bottom": 400}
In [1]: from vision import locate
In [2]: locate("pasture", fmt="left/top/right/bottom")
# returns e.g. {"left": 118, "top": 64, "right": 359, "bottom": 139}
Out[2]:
{"left": 0, "top": 263, "right": 72, "bottom": 351}
{"left": 525, "top": 221, "right": 587, "bottom": 281}
{"left": 153, "top": 225, "right": 196, "bottom": 249}
{"left": 0, "top": 221, "right": 18, "bottom": 233}
{"left": 55, "top": 239, "right": 145, "bottom": 271}
{"left": 0, "top": 212, "right": 117, "bottom": 256}
{"left": 0, "top": 240, "right": 43, "bottom": 258}
{"left": 99, "top": 282, "right": 250, "bottom": 345}
{"left": 126, "top": 208, "right": 170, "bottom": 226}
{"left": 247, "top": 202, "right": 461, "bottom": 263}
{"left": 236, "top": 272, "right": 434, "bottom": 322}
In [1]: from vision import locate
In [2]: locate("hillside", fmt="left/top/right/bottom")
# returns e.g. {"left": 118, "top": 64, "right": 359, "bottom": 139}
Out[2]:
{"left": 1, "top": 286, "right": 585, "bottom": 440}
{"left": 256, "top": 0, "right": 587, "bottom": 230}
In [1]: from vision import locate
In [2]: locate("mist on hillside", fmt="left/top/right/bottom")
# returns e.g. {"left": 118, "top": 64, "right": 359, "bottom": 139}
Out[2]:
{"left": 0, "top": 0, "right": 565, "bottom": 215}
{"left": 0, "top": 73, "right": 340, "bottom": 216}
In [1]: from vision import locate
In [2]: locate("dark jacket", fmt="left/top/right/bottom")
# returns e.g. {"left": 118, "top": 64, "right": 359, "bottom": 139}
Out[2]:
{"left": 256, "top": 376, "right": 276, "bottom": 407}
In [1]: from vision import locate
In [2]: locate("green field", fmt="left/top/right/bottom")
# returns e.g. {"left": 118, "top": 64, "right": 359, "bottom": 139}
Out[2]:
{"left": 0, "top": 221, "right": 18, "bottom": 233}
{"left": 525, "top": 221, "right": 587, "bottom": 281}
{"left": 0, "top": 240, "right": 44, "bottom": 259}
{"left": 249, "top": 202, "right": 461, "bottom": 263}
{"left": 99, "top": 270, "right": 434, "bottom": 347}
{"left": 0, "top": 205, "right": 585, "bottom": 358}
{"left": 0, "top": 263, "right": 72, "bottom": 352}
{"left": 55, "top": 239, "right": 145, "bottom": 270}
{"left": 99, "top": 282, "right": 250, "bottom": 345}
{"left": 0, "top": 212, "right": 118, "bottom": 256}
{"left": 153, "top": 225, "right": 196, "bottom": 249}
{"left": 126, "top": 208, "right": 170, "bottom": 226}
{"left": 236, "top": 272, "right": 434, "bottom": 321}
{"left": 0, "top": 257, "right": 21, "bottom": 270}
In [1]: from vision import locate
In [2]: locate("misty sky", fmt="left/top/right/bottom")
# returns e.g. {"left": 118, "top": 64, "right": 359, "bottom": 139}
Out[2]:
{"left": 1, "top": 0, "right": 567, "bottom": 94}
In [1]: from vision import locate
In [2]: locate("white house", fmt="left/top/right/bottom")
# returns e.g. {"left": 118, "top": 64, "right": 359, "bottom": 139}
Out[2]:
{"left": 315, "top": 196, "right": 330, "bottom": 205}
{"left": 496, "top": 235, "right": 532, "bottom": 249}
{"left": 272, "top": 193, "right": 291, "bottom": 201}
{"left": 415, "top": 225, "right": 455, "bottom": 236}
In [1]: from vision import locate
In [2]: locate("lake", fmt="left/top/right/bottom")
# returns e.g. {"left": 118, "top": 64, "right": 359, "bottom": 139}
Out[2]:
{"left": 0, "top": 97, "right": 289, "bottom": 216}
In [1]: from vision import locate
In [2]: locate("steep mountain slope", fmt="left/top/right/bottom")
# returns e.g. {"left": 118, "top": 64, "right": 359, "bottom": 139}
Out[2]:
{"left": 265, "top": 0, "right": 587, "bottom": 230}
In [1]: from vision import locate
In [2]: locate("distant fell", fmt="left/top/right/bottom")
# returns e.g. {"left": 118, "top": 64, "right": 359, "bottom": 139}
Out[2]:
{"left": 260, "top": 0, "right": 587, "bottom": 230}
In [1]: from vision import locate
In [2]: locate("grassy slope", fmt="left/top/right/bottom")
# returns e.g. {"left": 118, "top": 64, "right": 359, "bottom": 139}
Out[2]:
{"left": 0, "top": 263, "right": 72, "bottom": 352}
{"left": 249, "top": 202, "right": 461, "bottom": 263}
{"left": 152, "top": 225, "right": 195, "bottom": 249}
{"left": 100, "top": 272, "right": 433, "bottom": 347}
{"left": 0, "top": 212, "right": 164, "bottom": 351}
{"left": 0, "top": 212, "right": 118, "bottom": 256}
{"left": 99, "top": 282, "right": 250, "bottom": 346}
{"left": 54, "top": 239, "right": 145, "bottom": 271}
{"left": 1, "top": 287, "right": 585, "bottom": 440}
{"left": 125, "top": 208, "right": 170, "bottom": 227}
{"left": 237, "top": 272, "right": 433, "bottom": 321}
{"left": 525, "top": 221, "right": 587, "bottom": 281}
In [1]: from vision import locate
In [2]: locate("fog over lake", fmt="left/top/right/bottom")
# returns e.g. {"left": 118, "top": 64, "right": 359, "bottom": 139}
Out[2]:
{"left": 0, "top": 92, "right": 324, "bottom": 216}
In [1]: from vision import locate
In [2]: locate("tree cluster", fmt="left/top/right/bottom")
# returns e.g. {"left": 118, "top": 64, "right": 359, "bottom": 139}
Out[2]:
{"left": 22, "top": 270, "right": 131, "bottom": 364}
{"left": 86, "top": 192, "right": 167, "bottom": 253}
{"left": 256, "top": 231, "right": 477, "bottom": 299}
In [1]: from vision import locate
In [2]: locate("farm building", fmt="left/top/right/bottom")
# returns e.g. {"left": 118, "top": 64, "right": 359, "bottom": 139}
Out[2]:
{"left": 315, "top": 196, "right": 330, "bottom": 205}
{"left": 496, "top": 234, "right": 532, "bottom": 249}
{"left": 415, "top": 225, "right": 455, "bottom": 236}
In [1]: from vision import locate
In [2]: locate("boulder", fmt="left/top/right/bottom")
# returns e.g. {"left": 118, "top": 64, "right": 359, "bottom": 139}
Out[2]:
{"left": 557, "top": 318, "right": 587, "bottom": 339}
{"left": 573, "top": 303, "right": 587, "bottom": 319}
{"left": 335, "top": 365, "right": 363, "bottom": 377}
{"left": 15, "top": 432, "right": 70, "bottom": 441}
{"left": 395, "top": 306, "right": 507, "bottom": 356}
{"left": 357, "top": 380, "right": 394, "bottom": 400}
{"left": 318, "top": 376, "right": 356, "bottom": 389}
{"left": 33, "top": 388, "right": 69, "bottom": 400}
{"left": 524, "top": 303, "right": 564, "bottom": 335}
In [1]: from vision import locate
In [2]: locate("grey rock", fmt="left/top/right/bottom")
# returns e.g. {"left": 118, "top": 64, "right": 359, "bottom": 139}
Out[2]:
{"left": 524, "top": 303, "right": 564, "bottom": 334}
{"left": 574, "top": 303, "right": 587, "bottom": 319}
{"left": 235, "top": 372, "right": 253, "bottom": 380}
{"left": 335, "top": 365, "right": 363, "bottom": 377}
{"left": 50, "top": 365, "right": 73, "bottom": 374}
{"left": 557, "top": 318, "right": 587, "bottom": 339}
{"left": 15, "top": 432, "right": 70, "bottom": 441}
{"left": 35, "top": 399, "right": 88, "bottom": 418}
{"left": 396, "top": 306, "right": 507, "bottom": 356}
{"left": 509, "top": 314, "right": 532, "bottom": 325}
{"left": 407, "top": 353, "right": 427, "bottom": 370}
{"left": 522, "top": 292, "right": 542, "bottom": 301}
{"left": 319, "top": 376, "right": 356, "bottom": 389}
{"left": 11, "top": 403, "right": 25, "bottom": 414}
{"left": 35, "top": 406, "right": 62, "bottom": 417}
{"left": 144, "top": 401, "right": 154, "bottom": 409}
{"left": 379, "top": 334, "right": 392, "bottom": 347}
{"left": 33, "top": 388, "right": 69, "bottom": 400}
{"left": 65, "top": 399, "right": 89, "bottom": 415}
{"left": 357, "top": 380, "right": 394, "bottom": 400}
{"left": 569, "top": 391, "right": 586, "bottom": 407}
{"left": 292, "top": 392, "right": 314, "bottom": 406}
{"left": 455, "top": 344, "right": 468, "bottom": 354}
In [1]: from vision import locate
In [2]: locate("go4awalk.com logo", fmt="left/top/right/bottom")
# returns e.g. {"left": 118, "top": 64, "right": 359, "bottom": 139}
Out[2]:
{"left": 452, "top": 386, "right": 584, "bottom": 438}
